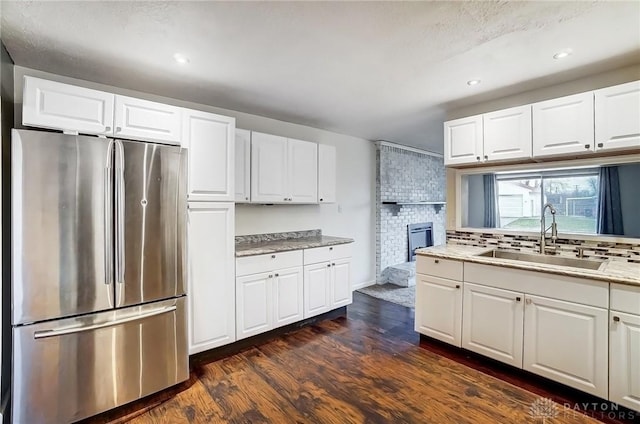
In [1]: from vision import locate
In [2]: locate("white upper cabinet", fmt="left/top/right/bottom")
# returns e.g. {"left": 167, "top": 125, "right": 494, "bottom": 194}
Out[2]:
{"left": 595, "top": 80, "right": 640, "bottom": 152}
{"left": 251, "top": 132, "right": 318, "bottom": 203}
{"left": 318, "top": 144, "right": 337, "bottom": 203}
{"left": 483, "top": 105, "right": 532, "bottom": 162}
{"left": 444, "top": 115, "right": 483, "bottom": 166}
{"left": 234, "top": 129, "right": 251, "bottom": 203}
{"left": 533, "top": 92, "right": 595, "bottom": 157}
{"left": 22, "top": 76, "right": 114, "bottom": 136}
{"left": 114, "top": 95, "right": 182, "bottom": 145}
{"left": 288, "top": 138, "right": 318, "bottom": 203}
{"left": 182, "top": 109, "right": 235, "bottom": 202}
{"left": 251, "top": 132, "right": 289, "bottom": 203}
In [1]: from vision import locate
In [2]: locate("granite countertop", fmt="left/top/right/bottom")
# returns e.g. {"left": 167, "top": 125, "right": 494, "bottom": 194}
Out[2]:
{"left": 416, "top": 244, "right": 640, "bottom": 287}
{"left": 235, "top": 230, "right": 353, "bottom": 257}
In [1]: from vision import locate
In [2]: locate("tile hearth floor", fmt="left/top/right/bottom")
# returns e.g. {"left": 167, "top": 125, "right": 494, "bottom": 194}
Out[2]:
{"left": 357, "top": 283, "right": 415, "bottom": 308}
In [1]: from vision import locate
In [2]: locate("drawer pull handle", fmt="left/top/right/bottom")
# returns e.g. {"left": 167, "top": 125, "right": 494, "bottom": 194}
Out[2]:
{"left": 329, "top": 247, "right": 333, "bottom": 250}
{"left": 455, "top": 285, "right": 460, "bottom": 289}
{"left": 327, "top": 264, "right": 331, "bottom": 267}
{"left": 516, "top": 296, "right": 521, "bottom": 302}
{"left": 613, "top": 316, "right": 620, "bottom": 322}
{"left": 274, "top": 273, "right": 279, "bottom": 277}
{"left": 597, "top": 142, "right": 604, "bottom": 148}
{"left": 331, "top": 263, "right": 335, "bottom": 266}
{"left": 271, "top": 255, "right": 276, "bottom": 259}
{"left": 434, "top": 259, "right": 440, "bottom": 264}
{"left": 584, "top": 144, "right": 590, "bottom": 149}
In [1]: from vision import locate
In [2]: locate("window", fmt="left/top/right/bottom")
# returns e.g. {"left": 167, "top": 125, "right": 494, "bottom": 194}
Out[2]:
{"left": 495, "top": 169, "right": 599, "bottom": 234}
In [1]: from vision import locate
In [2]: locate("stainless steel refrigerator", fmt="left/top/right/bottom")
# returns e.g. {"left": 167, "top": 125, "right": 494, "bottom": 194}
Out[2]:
{"left": 11, "top": 129, "right": 188, "bottom": 424}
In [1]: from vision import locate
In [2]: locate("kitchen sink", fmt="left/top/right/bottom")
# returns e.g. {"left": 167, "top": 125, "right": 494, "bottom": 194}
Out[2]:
{"left": 475, "top": 249, "right": 605, "bottom": 270}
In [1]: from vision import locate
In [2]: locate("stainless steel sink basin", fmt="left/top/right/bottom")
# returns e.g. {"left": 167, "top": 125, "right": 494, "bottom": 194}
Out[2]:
{"left": 475, "top": 250, "right": 605, "bottom": 270}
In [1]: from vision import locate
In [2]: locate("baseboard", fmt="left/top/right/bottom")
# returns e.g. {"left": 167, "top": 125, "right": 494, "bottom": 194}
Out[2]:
{"left": 352, "top": 280, "right": 376, "bottom": 290}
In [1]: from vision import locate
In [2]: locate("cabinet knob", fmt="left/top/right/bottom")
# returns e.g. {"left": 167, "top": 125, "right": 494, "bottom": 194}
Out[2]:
{"left": 597, "top": 142, "right": 604, "bottom": 148}
{"left": 274, "top": 273, "right": 279, "bottom": 277}
{"left": 245, "top": 197, "right": 249, "bottom": 201}
{"left": 116, "top": 126, "right": 122, "bottom": 132}
{"left": 283, "top": 197, "right": 288, "bottom": 201}
{"left": 329, "top": 247, "right": 333, "bottom": 250}
{"left": 104, "top": 126, "right": 111, "bottom": 132}
{"left": 476, "top": 156, "right": 480, "bottom": 161}
{"left": 271, "top": 255, "right": 276, "bottom": 259}
{"left": 320, "top": 198, "right": 323, "bottom": 202}
{"left": 613, "top": 316, "right": 620, "bottom": 322}
{"left": 268, "top": 274, "right": 273, "bottom": 278}
{"left": 584, "top": 144, "right": 590, "bottom": 149}
{"left": 525, "top": 298, "right": 532, "bottom": 305}
{"left": 455, "top": 284, "right": 461, "bottom": 289}
{"left": 484, "top": 155, "right": 488, "bottom": 160}
{"left": 434, "top": 259, "right": 439, "bottom": 264}
{"left": 516, "top": 296, "right": 521, "bottom": 302}
{"left": 289, "top": 198, "right": 293, "bottom": 201}
{"left": 331, "top": 263, "right": 335, "bottom": 266}
{"left": 327, "top": 264, "right": 331, "bottom": 267}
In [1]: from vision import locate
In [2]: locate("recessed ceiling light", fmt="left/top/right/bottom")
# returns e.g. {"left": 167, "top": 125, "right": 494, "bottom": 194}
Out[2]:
{"left": 553, "top": 49, "right": 572, "bottom": 60}
{"left": 173, "top": 53, "right": 190, "bottom": 65}
{"left": 467, "top": 79, "right": 481, "bottom": 86}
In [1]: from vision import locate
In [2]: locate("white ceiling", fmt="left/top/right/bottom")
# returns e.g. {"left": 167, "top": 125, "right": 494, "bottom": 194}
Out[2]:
{"left": 2, "top": 1, "right": 639, "bottom": 153}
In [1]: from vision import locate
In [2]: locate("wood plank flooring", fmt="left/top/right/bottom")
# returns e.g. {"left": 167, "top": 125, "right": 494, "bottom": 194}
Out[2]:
{"left": 84, "top": 292, "right": 638, "bottom": 424}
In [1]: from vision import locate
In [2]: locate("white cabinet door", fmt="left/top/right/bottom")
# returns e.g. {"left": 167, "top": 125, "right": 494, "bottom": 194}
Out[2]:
{"left": 251, "top": 132, "right": 288, "bottom": 203}
{"left": 183, "top": 109, "right": 234, "bottom": 202}
{"left": 187, "top": 202, "right": 235, "bottom": 354}
{"left": 304, "top": 262, "right": 331, "bottom": 318}
{"left": 533, "top": 92, "right": 594, "bottom": 157}
{"left": 114, "top": 95, "right": 182, "bottom": 144}
{"left": 523, "top": 295, "right": 608, "bottom": 398}
{"left": 331, "top": 257, "right": 352, "bottom": 308}
{"left": 595, "top": 80, "right": 640, "bottom": 152}
{"left": 415, "top": 274, "right": 462, "bottom": 347}
{"left": 610, "top": 311, "right": 640, "bottom": 412}
{"left": 444, "top": 115, "right": 483, "bottom": 166}
{"left": 235, "top": 129, "right": 251, "bottom": 203}
{"left": 318, "top": 144, "right": 337, "bottom": 203}
{"left": 288, "top": 138, "right": 318, "bottom": 203}
{"left": 273, "top": 267, "right": 304, "bottom": 328}
{"left": 236, "top": 272, "right": 272, "bottom": 340}
{"left": 483, "top": 105, "right": 532, "bottom": 162}
{"left": 22, "top": 76, "right": 114, "bottom": 135}
{"left": 462, "top": 283, "right": 524, "bottom": 367}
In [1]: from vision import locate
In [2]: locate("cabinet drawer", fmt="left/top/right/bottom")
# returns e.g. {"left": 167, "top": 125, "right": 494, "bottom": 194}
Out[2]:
{"left": 304, "top": 243, "right": 352, "bottom": 265}
{"left": 236, "top": 250, "right": 303, "bottom": 277}
{"left": 611, "top": 283, "right": 640, "bottom": 315}
{"left": 416, "top": 256, "right": 463, "bottom": 281}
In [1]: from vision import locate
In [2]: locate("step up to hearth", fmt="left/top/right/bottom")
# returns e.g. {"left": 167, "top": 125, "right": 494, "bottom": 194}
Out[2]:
{"left": 381, "top": 261, "right": 416, "bottom": 287}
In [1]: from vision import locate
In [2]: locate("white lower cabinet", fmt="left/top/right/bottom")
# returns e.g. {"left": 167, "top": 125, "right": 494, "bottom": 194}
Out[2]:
{"left": 609, "top": 311, "right": 640, "bottom": 412}
{"left": 523, "top": 295, "right": 608, "bottom": 398}
{"left": 415, "top": 274, "right": 462, "bottom": 347}
{"left": 303, "top": 262, "right": 332, "bottom": 318}
{"left": 462, "top": 283, "right": 524, "bottom": 367}
{"left": 187, "top": 202, "right": 235, "bottom": 355}
{"left": 303, "top": 245, "right": 353, "bottom": 318}
{"left": 236, "top": 266, "right": 304, "bottom": 340}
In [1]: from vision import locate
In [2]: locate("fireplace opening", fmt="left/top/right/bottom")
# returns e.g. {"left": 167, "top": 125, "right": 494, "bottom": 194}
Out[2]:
{"left": 408, "top": 222, "right": 433, "bottom": 262}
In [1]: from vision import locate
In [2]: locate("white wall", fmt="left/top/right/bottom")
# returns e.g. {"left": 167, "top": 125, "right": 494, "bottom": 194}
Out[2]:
{"left": 12, "top": 66, "right": 377, "bottom": 288}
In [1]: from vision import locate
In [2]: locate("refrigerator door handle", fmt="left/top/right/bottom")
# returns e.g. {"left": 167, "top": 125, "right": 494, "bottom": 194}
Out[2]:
{"left": 115, "top": 140, "right": 126, "bottom": 286}
{"left": 33, "top": 305, "right": 177, "bottom": 339}
{"left": 104, "top": 140, "right": 115, "bottom": 285}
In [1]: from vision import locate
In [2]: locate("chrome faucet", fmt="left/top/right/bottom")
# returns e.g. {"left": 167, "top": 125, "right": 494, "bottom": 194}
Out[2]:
{"left": 540, "top": 203, "right": 558, "bottom": 254}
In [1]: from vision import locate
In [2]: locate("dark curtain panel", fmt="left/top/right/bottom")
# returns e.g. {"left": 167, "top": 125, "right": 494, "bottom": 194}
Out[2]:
{"left": 483, "top": 174, "right": 497, "bottom": 227}
{"left": 597, "top": 166, "right": 624, "bottom": 235}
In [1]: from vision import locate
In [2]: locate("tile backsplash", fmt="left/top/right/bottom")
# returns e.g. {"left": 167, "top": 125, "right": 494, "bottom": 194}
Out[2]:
{"left": 447, "top": 230, "right": 640, "bottom": 263}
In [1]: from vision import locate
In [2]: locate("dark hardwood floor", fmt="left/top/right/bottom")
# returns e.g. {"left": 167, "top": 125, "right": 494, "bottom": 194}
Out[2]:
{"left": 85, "top": 292, "right": 638, "bottom": 424}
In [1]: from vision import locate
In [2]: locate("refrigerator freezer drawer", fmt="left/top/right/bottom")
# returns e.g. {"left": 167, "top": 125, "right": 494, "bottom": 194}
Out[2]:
{"left": 12, "top": 297, "right": 188, "bottom": 424}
